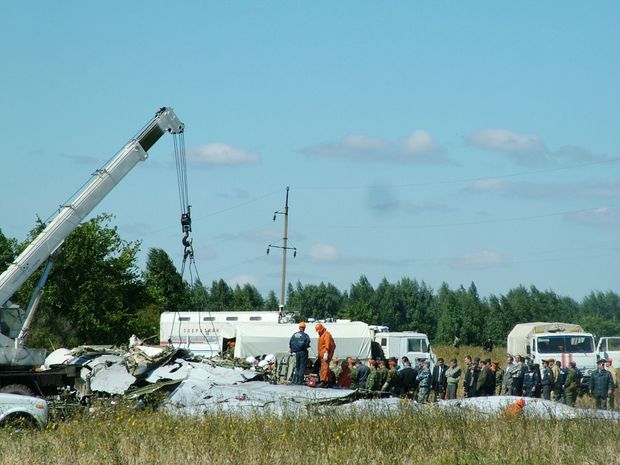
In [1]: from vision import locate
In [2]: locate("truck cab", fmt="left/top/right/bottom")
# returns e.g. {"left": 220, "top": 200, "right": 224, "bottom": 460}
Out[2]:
{"left": 529, "top": 332, "right": 597, "bottom": 379}
{"left": 597, "top": 336, "right": 620, "bottom": 364}
{"left": 373, "top": 331, "right": 435, "bottom": 366}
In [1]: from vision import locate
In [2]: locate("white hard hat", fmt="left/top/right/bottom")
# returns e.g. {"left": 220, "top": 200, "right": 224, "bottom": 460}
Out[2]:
{"left": 265, "top": 354, "right": 276, "bottom": 363}
{"left": 245, "top": 356, "right": 256, "bottom": 365}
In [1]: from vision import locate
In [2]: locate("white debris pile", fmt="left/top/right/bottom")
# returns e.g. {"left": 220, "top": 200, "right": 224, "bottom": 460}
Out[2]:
{"left": 43, "top": 348, "right": 620, "bottom": 421}
{"left": 434, "top": 396, "right": 620, "bottom": 421}
{"left": 164, "top": 377, "right": 356, "bottom": 417}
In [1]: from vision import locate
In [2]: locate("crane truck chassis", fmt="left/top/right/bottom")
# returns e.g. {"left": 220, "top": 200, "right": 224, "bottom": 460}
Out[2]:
{"left": 0, "top": 107, "right": 185, "bottom": 397}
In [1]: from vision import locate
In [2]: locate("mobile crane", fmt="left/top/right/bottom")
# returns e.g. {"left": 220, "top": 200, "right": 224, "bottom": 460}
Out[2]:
{"left": 0, "top": 107, "right": 185, "bottom": 396}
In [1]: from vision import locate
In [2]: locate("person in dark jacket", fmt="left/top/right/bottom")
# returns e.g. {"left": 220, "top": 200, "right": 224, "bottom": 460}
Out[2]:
{"left": 541, "top": 359, "right": 554, "bottom": 400}
{"left": 463, "top": 355, "right": 473, "bottom": 397}
{"left": 289, "top": 322, "right": 311, "bottom": 385}
{"left": 400, "top": 360, "right": 417, "bottom": 397}
{"left": 431, "top": 358, "right": 448, "bottom": 401}
{"left": 355, "top": 360, "right": 370, "bottom": 390}
{"left": 476, "top": 358, "right": 495, "bottom": 396}
{"left": 523, "top": 363, "right": 536, "bottom": 397}
{"left": 590, "top": 359, "right": 614, "bottom": 409}
{"left": 531, "top": 363, "right": 542, "bottom": 398}
{"left": 469, "top": 357, "right": 481, "bottom": 397}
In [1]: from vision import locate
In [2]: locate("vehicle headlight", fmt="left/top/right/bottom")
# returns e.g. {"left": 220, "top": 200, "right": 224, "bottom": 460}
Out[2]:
{"left": 35, "top": 402, "right": 46, "bottom": 410}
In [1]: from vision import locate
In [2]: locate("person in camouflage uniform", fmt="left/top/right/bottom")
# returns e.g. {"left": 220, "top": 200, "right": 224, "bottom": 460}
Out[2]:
{"left": 417, "top": 360, "right": 432, "bottom": 403}
{"left": 492, "top": 361, "right": 503, "bottom": 396}
{"left": 382, "top": 357, "right": 402, "bottom": 395}
{"left": 563, "top": 361, "right": 580, "bottom": 407}
{"left": 377, "top": 359, "right": 389, "bottom": 390}
{"left": 366, "top": 359, "right": 381, "bottom": 391}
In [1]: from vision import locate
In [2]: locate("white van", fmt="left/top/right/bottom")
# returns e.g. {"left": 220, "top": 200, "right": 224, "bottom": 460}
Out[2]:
{"left": 373, "top": 331, "right": 436, "bottom": 366}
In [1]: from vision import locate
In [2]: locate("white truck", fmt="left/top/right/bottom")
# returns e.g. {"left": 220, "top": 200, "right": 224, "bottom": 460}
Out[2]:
{"left": 0, "top": 107, "right": 185, "bottom": 396}
{"left": 597, "top": 336, "right": 620, "bottom": 364}
{"left": 373, "top": 331, "right": 436, "bottom": 366}
{"left": 507, "top": 322, "right": 598, "bottom": 382}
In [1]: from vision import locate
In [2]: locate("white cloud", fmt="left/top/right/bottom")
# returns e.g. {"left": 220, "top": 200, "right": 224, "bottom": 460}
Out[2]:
{"left": 466, "top": 129, "right": 546, "bottom": 153}
{"left": 188, "top": 143, "right": 260, "bottom": 166}
{"left": 308, "top": 243, "right": 341, "bottom": 262}
{"left": 401, "top": 130, "right": 442, "bottom": 156}
{"left": 302, "top": 130, "right": 445, "bottom": 163}
{"left": 565, "top": 206, "right": 620, "bottom": 227}
{"left": 445, "top": 250, "right": 505, "bottom": 270}
{"left": 467, "top": 178, "right": 513, "bottom": 193}
{"left": 467, "top": 180, "right": 620, "bottom": 199}
{"left": 228, "top": 274, "right": 260, "bottom": 288}
{"left": 342, "top": 134, "right": 389, "bottom": 151}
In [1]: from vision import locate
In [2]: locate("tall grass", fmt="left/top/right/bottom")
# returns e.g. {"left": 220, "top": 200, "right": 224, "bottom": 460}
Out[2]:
{"left": 1, "top": 403, "right": 618, "bottom": 465}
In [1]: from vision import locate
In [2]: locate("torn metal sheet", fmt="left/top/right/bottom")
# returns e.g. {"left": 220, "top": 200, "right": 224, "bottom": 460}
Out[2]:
{"left": 44, "top": 348, "right": 74, "bottom": 367}
{"left": 83, "top": 355, "right": 136, "bottom": 395}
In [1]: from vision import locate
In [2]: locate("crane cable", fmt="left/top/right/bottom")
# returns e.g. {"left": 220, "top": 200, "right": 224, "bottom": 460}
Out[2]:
{"left": 172, "top": 131, "right": 195, "bottom": 276}
{"left": 171, "top": 130, "right": 218, "bottom": 353}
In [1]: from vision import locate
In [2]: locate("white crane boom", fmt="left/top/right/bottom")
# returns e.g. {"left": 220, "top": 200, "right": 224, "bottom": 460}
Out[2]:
{"left": 0, "top": 108, "right": 184, "bottom": 354}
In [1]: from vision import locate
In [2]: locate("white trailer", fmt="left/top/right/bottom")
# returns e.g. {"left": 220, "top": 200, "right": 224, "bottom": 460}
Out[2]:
{"left": 160, "top": 312, "right": 373, "bottom": 360}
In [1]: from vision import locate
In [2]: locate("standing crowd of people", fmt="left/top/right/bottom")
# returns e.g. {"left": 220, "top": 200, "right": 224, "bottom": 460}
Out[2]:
{"left": 288, "top": 322, "right": 618, "bottom": 410}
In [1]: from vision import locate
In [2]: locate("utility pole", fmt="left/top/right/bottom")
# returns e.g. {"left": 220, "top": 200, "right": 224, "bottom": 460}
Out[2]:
{"left": 267, "top": 186, "right": 297, "bottom": 317}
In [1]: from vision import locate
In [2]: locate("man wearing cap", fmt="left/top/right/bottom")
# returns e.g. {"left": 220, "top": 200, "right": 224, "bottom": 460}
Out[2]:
{"left": 289, "top": 322, "right": 311, "bottom": 385}
{"left": 590, "top": 358, "right": 614, "bottom": 409}
{"left": 315, "top": 323, "right": 336, "bottom": 388}
{"left": 541, "top": 360, "right": 554, "bottom": 401}
{"left": 382, "top": 357, "right": 402, "bottom": 395}
{"left": 417, "top": 360, "right": 432, "bottom": 403}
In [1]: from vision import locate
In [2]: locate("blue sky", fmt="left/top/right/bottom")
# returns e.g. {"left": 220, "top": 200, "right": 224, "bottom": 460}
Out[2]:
{"left": 1, "top": 2, "right": 619, "bottom": 301}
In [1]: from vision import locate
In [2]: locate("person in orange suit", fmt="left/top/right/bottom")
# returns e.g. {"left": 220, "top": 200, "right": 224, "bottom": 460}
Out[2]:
{"left": 502, "top": 398, "right": 526, "bottom": 418}
{"left": 315, "top": 323, "right": 336, "bottom": 388}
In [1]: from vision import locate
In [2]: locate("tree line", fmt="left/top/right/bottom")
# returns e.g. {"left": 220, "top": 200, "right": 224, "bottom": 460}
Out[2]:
{"left": 1, "top": 215, "right": 618, "bottom": 349}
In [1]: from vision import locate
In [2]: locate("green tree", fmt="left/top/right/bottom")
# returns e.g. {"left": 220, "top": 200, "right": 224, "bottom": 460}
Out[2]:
{"left": 26, "top": 214, "right": 148, "bottom": 348}
{"left": 0, "top": 229, "right": 18, "bottom": 274}
{"left": 208, "top": 279, "right": 233, "bottom": 310}
{"left": 189, "top": 279, "right": 209, "bottom": 310}
{"left": 144, "top": 248, "right": 190, "bottom": 312}
{"left": 231, "top": 283, "right": 264, "bottom": 310}
{"left": 263, "top": 290, "right": 279, "bottom": 311}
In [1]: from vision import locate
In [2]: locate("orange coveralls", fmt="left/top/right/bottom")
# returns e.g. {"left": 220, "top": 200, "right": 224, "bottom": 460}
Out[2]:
{"left": 317, "top": 327, "right": 336, "bottom": 383}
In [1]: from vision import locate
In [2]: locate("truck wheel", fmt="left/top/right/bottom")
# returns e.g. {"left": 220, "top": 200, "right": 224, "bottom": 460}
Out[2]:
{"left": 1, "top": 413, "right": 38, "bottom": 430}
{"left": 0, "top": 384, "right": 35, "bottom": 397}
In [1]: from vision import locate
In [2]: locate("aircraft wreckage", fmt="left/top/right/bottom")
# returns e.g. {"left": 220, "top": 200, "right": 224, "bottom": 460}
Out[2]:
{"left": 42, "top": 344, "right": 620, "bottom": 421}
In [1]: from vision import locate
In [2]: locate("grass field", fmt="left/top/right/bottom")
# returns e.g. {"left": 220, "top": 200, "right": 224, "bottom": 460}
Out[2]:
{"left": 1, "top": 345, "right": 617, "bottom": 465}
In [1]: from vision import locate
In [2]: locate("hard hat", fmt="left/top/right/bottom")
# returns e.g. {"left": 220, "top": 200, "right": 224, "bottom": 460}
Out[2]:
{"left": 265, "top": 354, "right": 276, "bottom": 363}
{"left": 245, "top": 356, "right": 256, "bottom": 365}
{"left": 299, "top": 321, "right": 306, "bottom": 329}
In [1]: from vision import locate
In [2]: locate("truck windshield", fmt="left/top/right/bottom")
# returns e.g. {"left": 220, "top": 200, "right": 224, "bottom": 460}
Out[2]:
{"left": 407, "top": 338, "right": 428, "bottom": 353}
{"left": 537, "top": 335, "right": 594, "bottom": 354}
{"left": 608, "top": 338, "right": 620, "bottom": 351}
